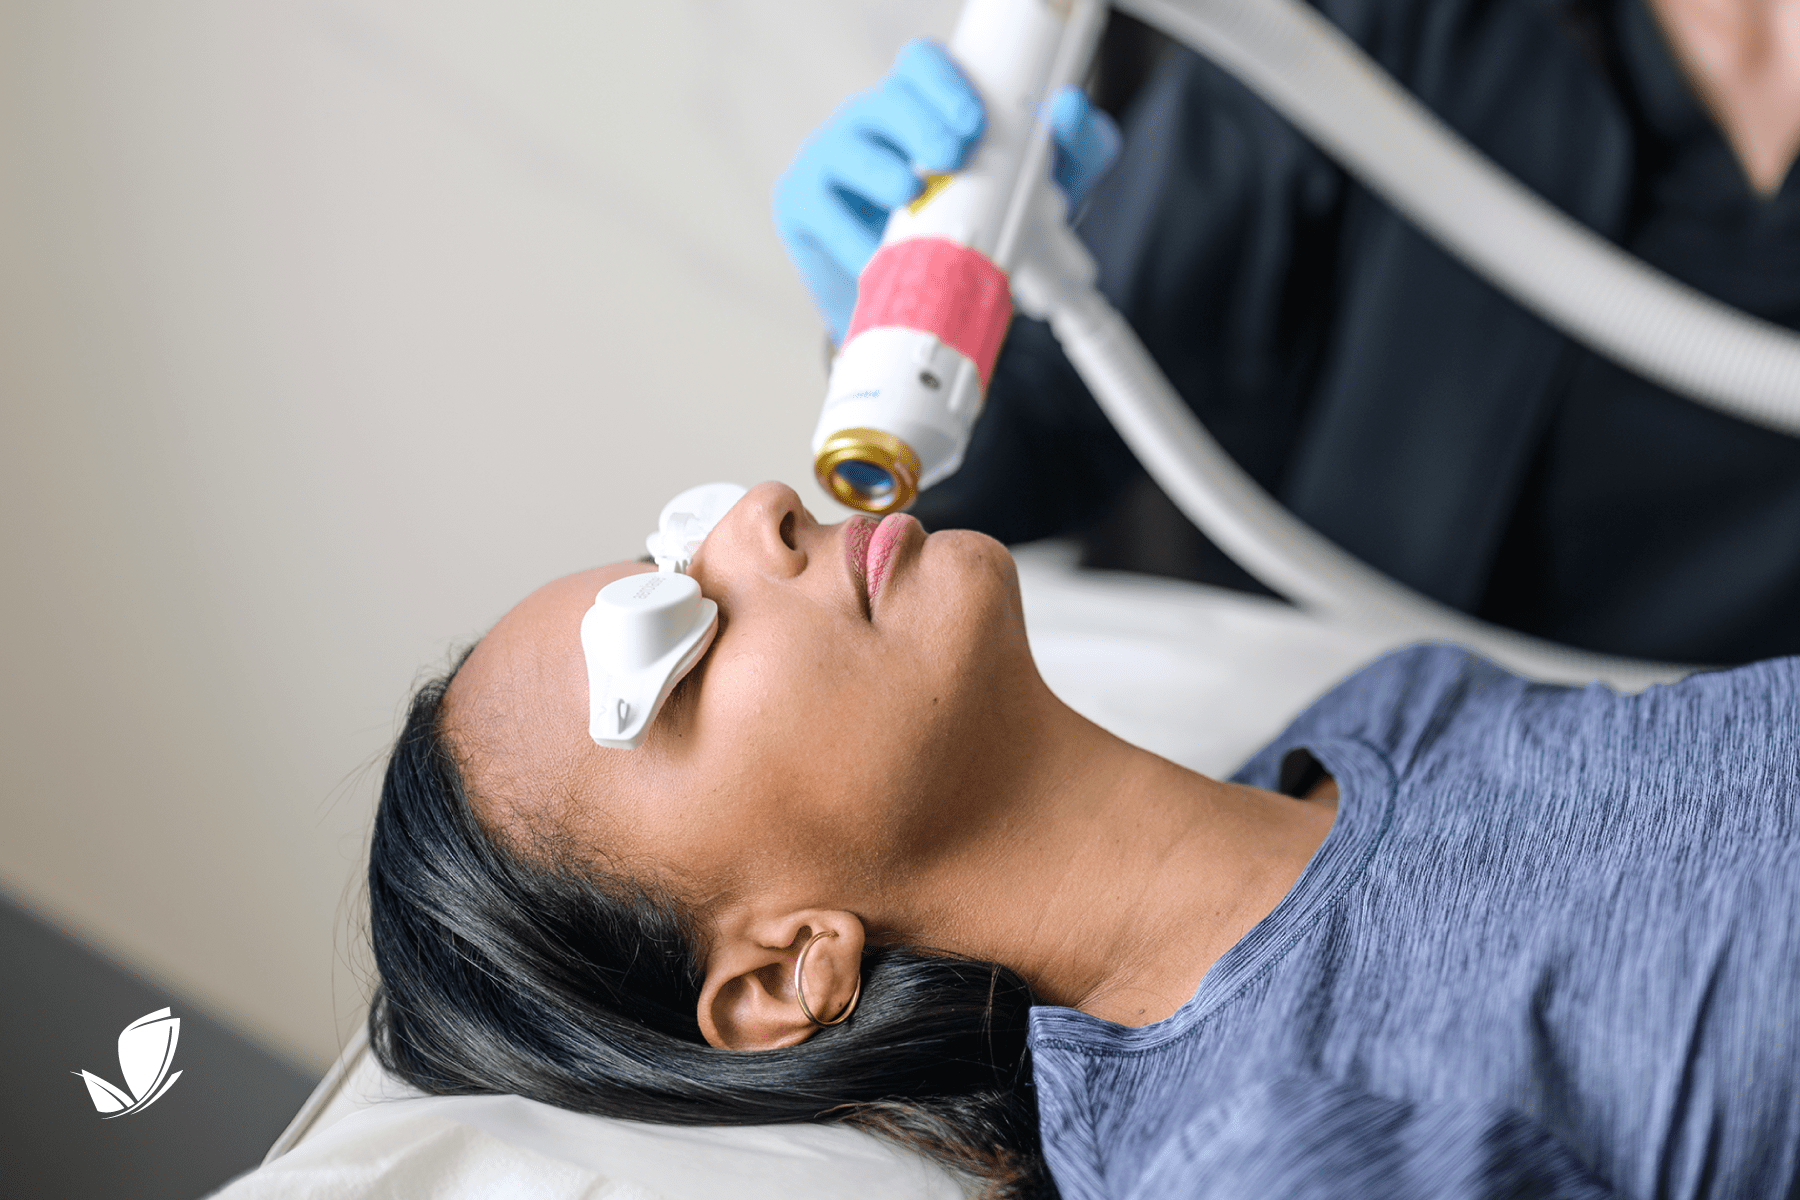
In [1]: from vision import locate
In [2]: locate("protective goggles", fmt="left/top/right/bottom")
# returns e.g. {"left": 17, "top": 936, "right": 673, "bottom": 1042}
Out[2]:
{"left": 580, "top": 482, "right": 745, "bottom": 749}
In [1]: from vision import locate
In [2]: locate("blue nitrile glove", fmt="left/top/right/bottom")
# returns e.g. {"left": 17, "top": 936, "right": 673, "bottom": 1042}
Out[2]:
{"left": 1048, "top": 86, "right": 1121, "bottom": 215}
{"left": 774, "top": 39, "right": 1122, "bottom": 343}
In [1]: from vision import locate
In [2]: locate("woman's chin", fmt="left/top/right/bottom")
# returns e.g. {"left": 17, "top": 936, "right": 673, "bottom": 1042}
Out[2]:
{"left": 928, "top": 527, "right": 1018, "bottom": 593}
{"left": 906, "top": 527, "right": 1026, "bottom": 655}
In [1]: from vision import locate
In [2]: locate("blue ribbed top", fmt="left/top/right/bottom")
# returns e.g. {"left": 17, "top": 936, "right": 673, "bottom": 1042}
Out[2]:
{"left": 1028, "top": 646, "right": 1800, "bottom": 1199}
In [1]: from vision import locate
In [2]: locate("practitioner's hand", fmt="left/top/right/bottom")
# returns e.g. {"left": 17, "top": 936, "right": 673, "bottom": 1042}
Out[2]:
{"left": 773, "top": 39, "right": 1122, "bottom": 343}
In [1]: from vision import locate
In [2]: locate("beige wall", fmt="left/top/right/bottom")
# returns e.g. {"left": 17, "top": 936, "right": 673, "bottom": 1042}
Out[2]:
{"left": 0, "top": 0, "right": 956, "bottom": 1073}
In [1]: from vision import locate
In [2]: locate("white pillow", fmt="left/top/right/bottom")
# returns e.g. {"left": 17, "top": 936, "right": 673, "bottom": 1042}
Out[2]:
{"left": 216, "top": 1092, "right": 972, "bottom": 1200}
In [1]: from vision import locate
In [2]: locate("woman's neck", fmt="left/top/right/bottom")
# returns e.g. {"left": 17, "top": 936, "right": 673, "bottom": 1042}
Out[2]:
{"left": 1647, "top": 0, "right": 1800, "bottom": 196}
{"left": 885, "top": 693, "right": 1337, "bottom": 1027}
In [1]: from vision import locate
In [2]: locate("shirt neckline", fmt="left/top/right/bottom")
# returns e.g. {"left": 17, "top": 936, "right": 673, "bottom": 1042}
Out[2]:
{"left": 1027, "top": 735, "right": 1396, "bottom": 1056}
{"left": 1610, "top": 0, "right": 1799, "bottom": 207}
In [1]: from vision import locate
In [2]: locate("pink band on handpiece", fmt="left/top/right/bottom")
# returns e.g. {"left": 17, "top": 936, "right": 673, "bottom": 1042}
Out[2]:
{"left": 844, "top": 238, "right": 1013, "bottom": 389}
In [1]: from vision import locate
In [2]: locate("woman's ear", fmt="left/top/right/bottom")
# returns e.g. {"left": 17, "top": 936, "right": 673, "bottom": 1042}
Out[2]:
{"left": 695, "top": 910, "right": 864, "bottom": 1051}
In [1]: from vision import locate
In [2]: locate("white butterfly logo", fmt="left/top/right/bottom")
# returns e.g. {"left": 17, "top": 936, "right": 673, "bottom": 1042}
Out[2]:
{"left": 73, "top": 1008, "right": 184, "bottom": 1118}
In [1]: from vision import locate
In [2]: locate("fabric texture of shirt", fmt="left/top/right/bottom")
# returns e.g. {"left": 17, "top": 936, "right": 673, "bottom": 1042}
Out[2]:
{"left": 1027, "top": 645, "right": 1800, "bottom": 1199}
{"left": 911, "top": 0, "right": 1800, "bottom": 664}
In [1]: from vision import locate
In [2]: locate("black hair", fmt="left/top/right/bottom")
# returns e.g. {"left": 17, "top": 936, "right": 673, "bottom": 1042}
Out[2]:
{"left": 367, "top": 663, "right": 1055, "bottom": 1199}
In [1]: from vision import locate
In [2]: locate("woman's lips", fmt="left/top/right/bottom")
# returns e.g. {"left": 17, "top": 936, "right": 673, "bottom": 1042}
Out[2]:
{"left": 844, "top": 515, "right": 875, "bottom": 610}
{"left": 864, "top": 513, "right": 919, "bottom": 611}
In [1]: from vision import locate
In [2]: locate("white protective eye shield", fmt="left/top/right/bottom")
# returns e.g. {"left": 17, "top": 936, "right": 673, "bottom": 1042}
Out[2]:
{"left": 580, "top": 482, "right": 746, "bottom": 750}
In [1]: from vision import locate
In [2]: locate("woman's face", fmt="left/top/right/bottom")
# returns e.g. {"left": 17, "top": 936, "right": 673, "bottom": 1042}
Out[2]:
{"left": 444, "top": 481, "right": 1043, "bottom": 910}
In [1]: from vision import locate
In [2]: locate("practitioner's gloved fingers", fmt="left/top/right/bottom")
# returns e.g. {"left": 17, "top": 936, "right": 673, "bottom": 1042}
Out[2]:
{"left": 1050, "top": 87, "right": 1122, "bottom": 210}
{"left": 773, "top": 41, "right": 1121, "bottom": 341}
{"left": 774, "top": 39, "right": 984, "bottom": 341}
{"left": 882, "top": 39, "right": 986, "bottom": 163}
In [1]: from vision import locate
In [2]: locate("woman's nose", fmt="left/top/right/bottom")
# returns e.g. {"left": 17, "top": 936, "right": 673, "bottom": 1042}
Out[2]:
{"left": 693, "top": 481, "right": 811, "bottom": 580}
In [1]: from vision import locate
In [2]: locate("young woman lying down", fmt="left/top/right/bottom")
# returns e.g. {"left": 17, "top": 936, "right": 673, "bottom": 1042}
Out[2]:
{"left": 367, "top": 481, "right": 1800, "bottom": 1200}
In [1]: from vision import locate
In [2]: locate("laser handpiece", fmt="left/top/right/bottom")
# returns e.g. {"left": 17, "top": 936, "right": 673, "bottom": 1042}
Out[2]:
{"left": 811, "top": 0, "right": 1106, "bottom": 514}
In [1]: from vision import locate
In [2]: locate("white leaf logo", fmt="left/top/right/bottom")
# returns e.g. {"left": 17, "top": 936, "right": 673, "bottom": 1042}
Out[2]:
{"left": 73, "top": 1008, "right": 183, "bottom": 1118}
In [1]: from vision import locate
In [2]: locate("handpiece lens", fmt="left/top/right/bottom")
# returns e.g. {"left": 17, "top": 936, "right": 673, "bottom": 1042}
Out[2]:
{"left": 815, "top": 428, "right": 921, "bottom": 512}
{"left": 581, "top": 482, "right": 746, "bottom": 750}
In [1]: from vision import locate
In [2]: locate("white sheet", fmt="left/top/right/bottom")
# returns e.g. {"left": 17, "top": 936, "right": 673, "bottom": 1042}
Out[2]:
{"left": 216, "top": 547, "right": 1395, "bottom": 1199}
{"left": 218, "top": 1092, "right": 971, "bottom": 1199}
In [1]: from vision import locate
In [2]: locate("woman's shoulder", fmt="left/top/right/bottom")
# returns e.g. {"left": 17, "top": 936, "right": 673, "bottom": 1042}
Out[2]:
{"left": 1233, "top": 643, "right": 1520, "bottom": 786}
{"left": 1237, "top": 644, "right": 1800, "bottom": 792}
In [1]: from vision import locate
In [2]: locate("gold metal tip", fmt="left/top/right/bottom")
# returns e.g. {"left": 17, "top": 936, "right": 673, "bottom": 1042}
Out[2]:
{"left": 814, "top": 428, "right": 922, "bottom": 513}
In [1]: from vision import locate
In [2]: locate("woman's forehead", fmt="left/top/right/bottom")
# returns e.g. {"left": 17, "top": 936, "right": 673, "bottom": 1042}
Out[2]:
{"left": 445, "top": 560, "right": 653, "bottom": 753}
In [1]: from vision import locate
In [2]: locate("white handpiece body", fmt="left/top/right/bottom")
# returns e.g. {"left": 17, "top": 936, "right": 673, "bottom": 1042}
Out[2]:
{"left": 811, "top": 0, "right": 1107, "bottom": 511}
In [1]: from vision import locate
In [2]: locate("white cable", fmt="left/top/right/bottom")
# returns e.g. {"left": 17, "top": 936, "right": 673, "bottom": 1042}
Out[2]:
{"left": 1012, "top": 209, "right": 1690, "bottom": 688}
{"left": 1048, "top": 280, "right": 1690, "bottom": 687}
{"left": 1114, "top": 0, "right": 1800, "bottom": 437}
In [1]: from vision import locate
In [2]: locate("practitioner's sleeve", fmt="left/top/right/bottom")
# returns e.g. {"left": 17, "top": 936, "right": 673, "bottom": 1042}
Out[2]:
{"left": 910, "top": 47, "right": 1345, "bottom": 545}
{"left": 1127, "top": 1076, "right": 1613, "bottom": 1200}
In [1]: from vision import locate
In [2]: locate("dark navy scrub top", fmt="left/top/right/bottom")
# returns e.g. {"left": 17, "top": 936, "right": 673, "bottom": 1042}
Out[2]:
{"left": 1026, "top": 646, "right": 1800, "bottom": 1199}
{"left": 915, "top": 0, "right": 1800, "bottom": 664}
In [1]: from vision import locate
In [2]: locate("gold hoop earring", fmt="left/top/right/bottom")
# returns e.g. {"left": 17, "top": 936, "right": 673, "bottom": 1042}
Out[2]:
{"left": 793, "top": 930, "right": 861, "bottom": 1027}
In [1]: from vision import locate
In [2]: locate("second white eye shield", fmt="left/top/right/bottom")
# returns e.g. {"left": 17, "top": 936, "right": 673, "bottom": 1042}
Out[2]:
{"left": 581, "top": 483, "right": 746, "bottom": 750}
